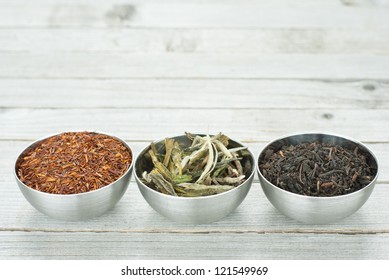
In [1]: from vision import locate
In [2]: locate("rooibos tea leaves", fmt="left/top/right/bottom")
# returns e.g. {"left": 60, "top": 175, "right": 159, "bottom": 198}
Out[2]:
{"left": 17, "top": 132, "right": 132, "bottom": 194}
{"left": 259, "top": 141, "right": 376, "bottom": 197}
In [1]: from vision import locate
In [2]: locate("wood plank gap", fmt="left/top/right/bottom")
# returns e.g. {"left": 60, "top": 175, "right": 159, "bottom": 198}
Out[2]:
{"left": 3, "top": 106, "right": 387, "bottom": 111}
{"left": 0, "top": 77, "right": 388, "bottom": 82}
{"left": 3, "top": 26, "right": 388, "bottom": 30}
{"left": 1, "top": 227, "right": 389, "bottom": 235}
{"left": 1, "top": 24, "right": 387, "bottom": 30}
{"left": 1, "top": 24, "right": 388, "bottom": 31}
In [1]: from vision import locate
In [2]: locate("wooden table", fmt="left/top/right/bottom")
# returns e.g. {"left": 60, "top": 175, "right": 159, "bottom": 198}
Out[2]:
{"left": 1, "top": 0, "right": 389, "bottom": 259}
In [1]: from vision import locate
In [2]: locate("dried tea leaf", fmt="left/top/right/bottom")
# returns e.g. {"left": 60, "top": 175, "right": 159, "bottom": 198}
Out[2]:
{"left": 176, "top": 183, "right": 235, "bottom": 197}
{"left": 140, "top": 132, "right": 250, "bottom": 197}
{"left": 259, "top": 141, "right": 377, "bottom": 197}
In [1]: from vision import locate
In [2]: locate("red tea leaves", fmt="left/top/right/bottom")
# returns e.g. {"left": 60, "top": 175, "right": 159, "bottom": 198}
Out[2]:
{"left": 259, "top": 142, "right": 376, "bottom": 197}
{"left": 17, "top": 132, "right": 132, "bottom": 195}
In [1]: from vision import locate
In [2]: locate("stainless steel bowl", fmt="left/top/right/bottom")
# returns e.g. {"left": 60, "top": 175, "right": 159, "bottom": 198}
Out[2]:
{"left": 257, "top": 133, "right": 379, "bottom": 224}
{"left": 134, "top": 134, "right": 255, "bottom": 224}
{"left": 14, "top": 132, "right": 133, "bottom": 221}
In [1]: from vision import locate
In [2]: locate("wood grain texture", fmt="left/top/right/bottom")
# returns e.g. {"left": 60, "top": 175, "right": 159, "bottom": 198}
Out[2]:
{"left": 1, "top": 231, "right": 389, "bottom": 259}
{"left": 1, "top": 0, "right": 389, "bottom": 261}
{"left": 5, "top": 0, "right": 387, "bottom": 6}
{"left": 0, "top": 1, "right": 388, "bottom": 28}
{"left": 1, "top": 79, "right": 388, "bottom": 109}
{"left": 1, "top": 53, "right": 388, "bottom": 79}
{"left": 0, "top": 0, "right": 350, "bottom": 5}
{"left": 0, "top": 108, "right": 389, "bottom": 142}
{"left": 1, "top": 28, "right": 389, "bottom": 54}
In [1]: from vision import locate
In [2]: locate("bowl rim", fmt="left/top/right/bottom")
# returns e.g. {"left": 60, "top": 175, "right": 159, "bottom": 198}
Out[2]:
{"left": 14, "top": 130, "right": 134, "bottom": 197}
{"left": 134, "top": 133, "right": 256, "bottom": 200}
{"left": 256, "top": 131, "right": 380, "bottom": 200}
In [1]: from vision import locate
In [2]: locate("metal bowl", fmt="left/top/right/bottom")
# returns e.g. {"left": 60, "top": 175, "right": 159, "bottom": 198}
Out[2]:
{"left": 134, "top": 134, "right": 255, "bottom": 224}
{"left": 14, "top": 132, "right": 133, "bottom": 221}
{"left": 257, "top": 133, "right": 379, "bottom": 224}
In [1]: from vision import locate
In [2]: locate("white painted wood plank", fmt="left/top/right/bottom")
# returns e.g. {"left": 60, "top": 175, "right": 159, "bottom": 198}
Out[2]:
{"left": 0, "top": 0, "right": 387, "bottom": 262}
{"left": 341, "top": 0, "right": 389, "bottom": 6}
{"left": 1, "top": 79, "right": 388, "bottom": 109}
{"left": 2, "top": 0, "right": 385, "bottom": 8}
{"left": 2, "top": 28, "right": 389, "bottom": 54}
{"left": 0, "top": 108, "right": 388, "bottom": 142}
{"left": 0, "top": 2, "right": 388, "bottom": 28}
{"left": 1, "top": 53, "right": 388, "bottom": 79}
{"left": 0, "top": 0, "right": 345, "bottom": 6}
{"left": 1, "top": 231, "right": 388, "bottom": 259}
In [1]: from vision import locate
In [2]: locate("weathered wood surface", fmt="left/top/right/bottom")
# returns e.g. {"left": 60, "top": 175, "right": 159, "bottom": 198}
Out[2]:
{"left": 1, "top": 29, "right": 389, "bottom": 54}
{"left": 1, "top": 80, "right": 388, "bottom": 109}
{"left": 1, "top": 0, "right": 389, "bottom": 28}
{"left": 2, "top": 53, "right": 389, "bottom": 79}
{"left": 0, "top": 0, "right": 389, "bottom": 260}
{"left": 1, "top": 108, "right": 389, "bottom": 142}
{"left": 1, "top": 232, "right": 389, "bottom": 260}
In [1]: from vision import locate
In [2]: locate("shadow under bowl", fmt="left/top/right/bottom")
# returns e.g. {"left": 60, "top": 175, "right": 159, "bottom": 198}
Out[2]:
{"left": 14, "top": 132, "right": 133, "bottom": 221}
{"left": 257, "top": 133, "right": 379, "bottom": 224}
{"left": 134, "top": 134, "right": 255, "bottom": 224}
